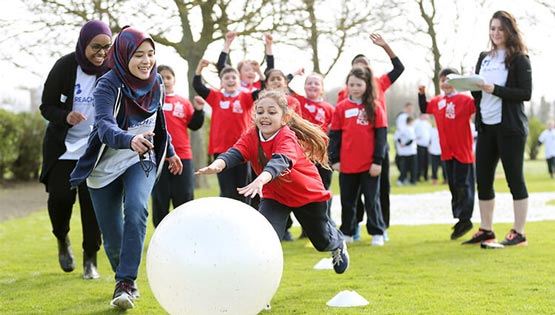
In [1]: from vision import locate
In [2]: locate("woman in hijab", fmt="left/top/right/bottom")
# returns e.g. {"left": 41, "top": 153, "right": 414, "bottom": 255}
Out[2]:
{"left": 71, "top": 26, "right": 183, "bottom": 310}
{"left": 40, "top": 19, "right": 111, "bottom": 280}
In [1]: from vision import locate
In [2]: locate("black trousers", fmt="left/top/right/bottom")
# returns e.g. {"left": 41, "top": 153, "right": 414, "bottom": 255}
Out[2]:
{"left": 417, "top": 145, "right": 430, "bottom": 181}
{"left": 356, "top": 149, "right": 391, "bottom": 228}
{"left": 47, "top": 160, "right": 101, "bottom": 255}
{"left": 430, "top": 154, "right": 446, "bottom": 181}
{"left": 151, "top": 159, "right": 194, "bottom": 227}
{"left": 214, "top": 154, "right": 249, "bottom": 203}
{"left": 398, "top": 155, "right": 417, "bottom": 183}
{"left": 546, "top": 157, "right": 555, "bottom": 178}
{"left": 259, "top": 198, "right": 343, "bottom": 251}
{"left": 475, "top": 124, "right": 528, "bottom": 200}
{"left": 339, "top": 171, "right": 385, "bottom": 236}
{"left": 445, "top": 159, "right": 475, "bottom": 220}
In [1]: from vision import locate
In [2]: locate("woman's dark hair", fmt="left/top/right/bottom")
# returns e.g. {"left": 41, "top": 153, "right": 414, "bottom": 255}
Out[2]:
{"left": 439, "top": 68, "right": 459, "bottom": 78}
{"left": 345, "top": 66, "right": 378, "bottom": 123}
{"left": 489, "top": 10, "right": 527, "bottom": 66}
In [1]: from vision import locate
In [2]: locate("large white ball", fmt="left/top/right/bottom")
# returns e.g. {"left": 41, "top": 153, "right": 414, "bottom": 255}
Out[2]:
{"left": 146, "top": 197, "right": 283, "bottom": 315}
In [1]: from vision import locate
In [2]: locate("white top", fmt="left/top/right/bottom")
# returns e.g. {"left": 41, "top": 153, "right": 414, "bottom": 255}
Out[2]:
{"left": 396, "top": 112, "right": 409, "bottom": 131}
{"left": 539, "top": 129, "right": 555, "bottom": 158}
{"left": 396, "top": 125, "right": 417, "bottom": 156}
{"left": 60, "top": 66, "right": 96, "bottom": 160}
{"left": 429, "top": 127, "right": 441, "bottom": 155}
{"left": 87, "top": 113, "right": 157, "bottom": 189}
{"left": 415, "top": 119, "right": 432, "bottom": 147}
{"left": 479, "top": 50, "right": 508, "bottom": 125}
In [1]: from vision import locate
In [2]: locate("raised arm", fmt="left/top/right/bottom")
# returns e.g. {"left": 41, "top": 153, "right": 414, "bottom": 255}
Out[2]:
{"left": 371, "top": 33, "right": 405, "bottom": 84}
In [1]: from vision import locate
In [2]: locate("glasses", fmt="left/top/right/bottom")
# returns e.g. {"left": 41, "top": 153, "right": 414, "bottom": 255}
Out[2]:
{"left": 90, "top": 43, "right": 111, "bottom": 53}
{"left": 139, "top": 150, "right": 154, "bottom": 177}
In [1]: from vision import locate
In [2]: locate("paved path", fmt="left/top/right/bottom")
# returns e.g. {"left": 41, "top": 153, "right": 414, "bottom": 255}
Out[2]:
{"left": 1, "top": 183, "right": 554, "bottom": 227}
{"left": 325, "top": 191, "right": 555, "bottom": 226}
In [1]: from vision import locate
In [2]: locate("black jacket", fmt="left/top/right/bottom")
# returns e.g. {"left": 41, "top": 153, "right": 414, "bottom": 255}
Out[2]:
{"left": 471, "top": 52, "right": 532, "bottom": 136}
{"left": 39, "top": 52, "right": 79, "bottom": 187}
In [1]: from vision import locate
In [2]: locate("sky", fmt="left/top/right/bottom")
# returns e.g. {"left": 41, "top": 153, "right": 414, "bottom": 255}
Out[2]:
{"left": 1, "top": 0, "right": 554, "bottom": 112}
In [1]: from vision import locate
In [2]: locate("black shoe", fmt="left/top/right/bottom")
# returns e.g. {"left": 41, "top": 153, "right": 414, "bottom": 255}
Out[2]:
{"left": 462, "top": 229, "right": 496, "bottom": 245}
{"left": 331, "top": 241, "right": 349, "bottom": 274}
{"left": 500, "top": 229, "right": 528, "bottom": 246}
{"left": 451, "top": 219, "right": 473, "bottom": 240}
{"left": 57, "top": 236, "right": 75, "bottom": 272}
{"left": 282, "top": 230, "right": 294, "bottom": 242}
{"left": 110, "top": 280, "right": 135, "bottom": 309}
{"left": 83, "top": 251, "right": 100, "bottom": 280}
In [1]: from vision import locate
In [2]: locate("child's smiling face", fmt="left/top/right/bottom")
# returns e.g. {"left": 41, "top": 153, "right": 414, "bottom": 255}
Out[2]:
{"left": 255, "top": 97, "right": 289, "bottom": 139}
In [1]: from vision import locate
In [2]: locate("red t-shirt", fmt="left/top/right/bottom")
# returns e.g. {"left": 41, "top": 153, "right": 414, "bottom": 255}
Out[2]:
{"left": 206, "top": 90, "right": 254, "bottom": 154}
{"left": 286, "top": 95, "right": 302, "bottom": 116}
{"left": 238, "top": 80, "right": 262, "bottom": 93}
{"left": 330, "top": 99, "right": 387, "bottom": 173}
{"left": 292, "top": 92, "right": 335, "bottom": 133}
{"left": 337, "top": 74, "right": 392, "bottom": 110}
{"left": 425, "top": 93, "right": 476, "bottom": 163}
{"left": 233, "top": 126, "right": 331, "bottom": 207}
{"left": 162, "top": 94, "right": 195, "bottom": 159}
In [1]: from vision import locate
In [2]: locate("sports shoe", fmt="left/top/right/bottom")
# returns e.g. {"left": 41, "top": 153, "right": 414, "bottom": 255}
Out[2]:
{"left": 500, "top": 229, "right": 528, "bottom": 246}
{"left": 331, "top": 241, "right": 349, "bottom": 274}
{"left": 353, "top": 224, "right": 361, "bottom": 241}
{"left": 450, "top": 219, "right": 473, "bottom": 240}
{"left": 371, "top": 234, "right": 385, "bottom": 246}
{"left": 110, "top": 280, "right": 135, "bottom": 309}
{"left": 282, "top": 230, "right": 294, "bottom": 242}
{"left": 383, "top": 230, "right": 389, "bottom": 242}
{"left": 461, "top": 229, "right": 496, "bottom": 245}
{"left": 131, "top": 282, "right": 140, "bottom": 299}
{"left": 343, "top": 235, "right": 354, "bottom": 243}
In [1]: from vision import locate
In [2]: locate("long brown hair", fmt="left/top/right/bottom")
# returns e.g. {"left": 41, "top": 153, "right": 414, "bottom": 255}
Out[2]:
{"left": 255, "top": 90, "right": 330, "bottom": 169}
{"left": 346, "top": 66, "right": 378, "bottom": 124}
{"left": 489, "top": 10, "right": 527, "bottom": 66}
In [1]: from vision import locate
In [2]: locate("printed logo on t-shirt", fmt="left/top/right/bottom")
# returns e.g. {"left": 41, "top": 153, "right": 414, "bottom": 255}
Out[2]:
{"left": 173, "top": 101, "right": 185, "bottom": 118}
{"left": 345, "top": 108, "right": 358, "bottom": 118}
{"left": 356, "top": 108, "right": 368, "bottom": 126}
{"left": 314, "top": 108, "right": 326, "bottom": 123}
{"left": 232, "top": 100, "right": 243, "bottom": 113}
{"left": 445, "top": 101, "right": 455, "bottom": 119}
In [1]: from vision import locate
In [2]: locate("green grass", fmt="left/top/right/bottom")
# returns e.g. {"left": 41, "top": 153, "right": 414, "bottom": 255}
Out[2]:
{"left": 1, "top": 159, "right": 554, "bottom": 314}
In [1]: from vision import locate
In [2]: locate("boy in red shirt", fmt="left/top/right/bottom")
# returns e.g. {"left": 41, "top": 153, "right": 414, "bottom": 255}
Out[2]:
{"left": 418, "top": 68, "right": 476, "bottom": 240}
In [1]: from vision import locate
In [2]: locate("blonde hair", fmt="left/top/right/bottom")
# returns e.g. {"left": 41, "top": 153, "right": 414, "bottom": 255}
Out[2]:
{"left": 305, "top": 73, "right": 325, "bottom": 99}
{"left": 255, "top": 90, "right": 330, "bottom": 169}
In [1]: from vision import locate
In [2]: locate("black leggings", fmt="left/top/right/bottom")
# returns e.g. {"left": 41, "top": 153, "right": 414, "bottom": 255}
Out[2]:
{"left": 475, "top": 124, "right": 528, "bottom": 200}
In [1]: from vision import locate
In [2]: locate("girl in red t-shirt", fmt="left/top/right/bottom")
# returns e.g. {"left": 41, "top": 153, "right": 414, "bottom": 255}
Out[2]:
{"left": 196, "top": 90, "right": 349, "bottom": 275}
{"left": 329, "top": 66, "right": 388, "bottom": 246}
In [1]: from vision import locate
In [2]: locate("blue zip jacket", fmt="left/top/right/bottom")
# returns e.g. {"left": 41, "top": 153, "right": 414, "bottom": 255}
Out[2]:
{"left": 70, "top": 70, "right": 175, "bottom": 188}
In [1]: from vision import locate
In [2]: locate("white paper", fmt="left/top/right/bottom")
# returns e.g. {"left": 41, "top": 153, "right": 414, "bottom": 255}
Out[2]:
{"left": 446, "top": 74, "right": 486, "bottom": 92}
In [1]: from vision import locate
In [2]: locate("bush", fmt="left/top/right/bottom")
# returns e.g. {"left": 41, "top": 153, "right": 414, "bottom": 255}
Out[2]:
{"left": 0, "top": 109, "right": 23, "bottom": 179}
{"left": 12, "top": 112, "right": 46, "bottom": 180}
{"left": 527, "top": 117, "right": 544, "bottom": 160}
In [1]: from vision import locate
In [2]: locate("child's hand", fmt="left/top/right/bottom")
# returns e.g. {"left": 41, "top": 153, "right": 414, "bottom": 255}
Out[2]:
{"left": 237, "top": 171, "right": 271, "bottom": 198}
{"left": 332, "top": 162, "right": 340, "bottom": 171}
{"left": 195, "top": 159, "right": 226, "bottom": 175}
{"left": 193, "top": 96, "right": 205, "bottom": 111}
{"left": 198, "top": 59, "right": 210, "bottom": 68}
{"left": 293, "top": 67, "right": 305, "bottom": 77}
{"left": 167, "top": 155, "right": 183, "bottom": 175}
{"left": 370, "top": 33, "right": 387, "bottom": 47}
{"left": 226, "top": 31, "right": 237, "bottom": 43}
{"left": 369, "top": 163, "right": 382, "bottom": 177}
{"left": 418, "top": 85, "right": 426, "bottom": 94}
{"left": 264, "top": 33, "right": 273, "bottom": 46}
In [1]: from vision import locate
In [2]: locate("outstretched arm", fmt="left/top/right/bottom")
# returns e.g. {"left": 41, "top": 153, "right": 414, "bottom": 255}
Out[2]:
{"left": 371, "top": 33, "right": 405, "bottom": 84}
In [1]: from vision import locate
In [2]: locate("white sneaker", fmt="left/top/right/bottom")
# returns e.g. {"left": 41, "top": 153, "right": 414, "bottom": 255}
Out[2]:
{"left": 383, "top": 230, "right": 389, "bottom": 242}
{"left": 371, "top": 235, "right": 384, "bottom": 246}
{"left": 343, "top": 235, "right": 354, "bottom": 243}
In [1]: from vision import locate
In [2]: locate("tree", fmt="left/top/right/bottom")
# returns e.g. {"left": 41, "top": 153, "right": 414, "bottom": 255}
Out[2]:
{"left": 274, "top": 0, "right": 384, "bottom": 77}
{"left": 6, "top": 0, "right": 288, "bottom": 187}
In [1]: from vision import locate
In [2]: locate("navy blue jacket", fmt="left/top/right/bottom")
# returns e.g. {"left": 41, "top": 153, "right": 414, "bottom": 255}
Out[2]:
{"left": 70, "top": 70, "right": 175, "bottom": 188}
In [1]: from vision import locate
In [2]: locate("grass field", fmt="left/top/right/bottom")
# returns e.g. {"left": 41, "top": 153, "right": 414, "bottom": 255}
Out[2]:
{"left": 1, "top": 159, "right": 554, "bottom": 314}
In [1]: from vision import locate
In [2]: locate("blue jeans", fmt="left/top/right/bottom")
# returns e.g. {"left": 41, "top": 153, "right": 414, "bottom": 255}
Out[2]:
{"left": 88, "top": 162, "right": 156, "bottom": 282}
